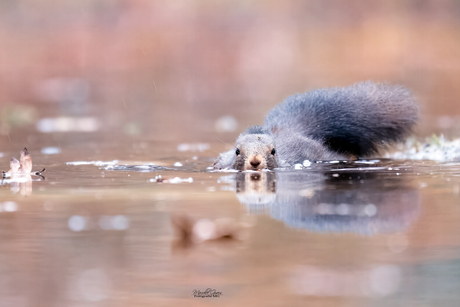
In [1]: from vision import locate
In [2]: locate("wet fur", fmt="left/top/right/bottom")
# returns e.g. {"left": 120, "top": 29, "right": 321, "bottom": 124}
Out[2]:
{"left": 214, "top": 81, "right": 418, "bottom": 170}
{"left": 233, "top": 132, "right": 278, "bottom": 170}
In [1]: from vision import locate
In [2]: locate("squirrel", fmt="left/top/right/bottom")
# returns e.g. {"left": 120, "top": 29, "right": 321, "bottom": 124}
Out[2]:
{"left": 213, "top": 81, "right": 418, "bottom": 171}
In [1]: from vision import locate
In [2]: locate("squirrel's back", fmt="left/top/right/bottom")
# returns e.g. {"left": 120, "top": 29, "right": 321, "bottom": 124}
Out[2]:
{"left": 264, "top": 81, "right": 418, "bottom": 157}
{"left": 213, "top": 81, "right": 419, "bottom": 170}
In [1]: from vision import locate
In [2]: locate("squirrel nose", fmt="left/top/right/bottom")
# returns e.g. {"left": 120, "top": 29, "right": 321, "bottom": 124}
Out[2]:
{"left": 249, "top": 155, "right": 263, "bottom": 168}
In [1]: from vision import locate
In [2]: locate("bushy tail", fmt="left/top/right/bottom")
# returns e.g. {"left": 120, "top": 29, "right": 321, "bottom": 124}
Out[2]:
{"left": 265, "top": 81, "right": 419, "bottom": 156}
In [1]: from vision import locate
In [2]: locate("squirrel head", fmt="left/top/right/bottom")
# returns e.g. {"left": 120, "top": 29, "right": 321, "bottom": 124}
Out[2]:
{"left": 232, "top": 133, "right": 278, "bottom": 170}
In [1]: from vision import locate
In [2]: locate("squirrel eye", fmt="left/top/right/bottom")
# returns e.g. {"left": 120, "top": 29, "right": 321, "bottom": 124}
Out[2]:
{"left": 235, "top": 148, "right": 240, "bottom": 156}
{"left": 271, "top": 148, "right": 276, "bottom": 155}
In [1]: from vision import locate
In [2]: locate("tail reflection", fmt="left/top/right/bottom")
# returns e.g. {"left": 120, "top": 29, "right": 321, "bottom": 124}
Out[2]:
{"left": 233, "top": 170, "right": 420, "bottom": 235}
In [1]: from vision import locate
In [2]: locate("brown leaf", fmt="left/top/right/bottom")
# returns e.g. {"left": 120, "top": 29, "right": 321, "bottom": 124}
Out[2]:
{"left": 19, "top": 148, "right": 32, "bottom": 173}
{"left": 9, "top": 156, "right": 21, "bottom": 174}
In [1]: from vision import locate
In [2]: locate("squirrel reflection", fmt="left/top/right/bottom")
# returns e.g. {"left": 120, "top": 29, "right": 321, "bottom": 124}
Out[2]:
{"left": 233, "top": 168, "right": 420, "bottom": 235}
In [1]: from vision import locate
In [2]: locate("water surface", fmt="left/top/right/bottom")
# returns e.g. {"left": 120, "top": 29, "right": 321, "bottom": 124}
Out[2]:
{"left": 1, "top": 142, "right": 459, "bottom": 307}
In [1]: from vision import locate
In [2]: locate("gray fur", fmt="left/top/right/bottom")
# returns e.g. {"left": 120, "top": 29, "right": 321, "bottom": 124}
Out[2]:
{"left": 213, "top": 81, "right": 418, "bottom": 170}
{"left": 232, "top": 132, "right": 278, "bottom": 170}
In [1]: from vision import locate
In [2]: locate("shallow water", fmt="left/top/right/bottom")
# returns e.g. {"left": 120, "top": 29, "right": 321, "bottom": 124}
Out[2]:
{"left": 0, "top": 143, "right": 459, "bottom": 306}
{"left": 3, "top": 0, "right": 460, "bottom": 305}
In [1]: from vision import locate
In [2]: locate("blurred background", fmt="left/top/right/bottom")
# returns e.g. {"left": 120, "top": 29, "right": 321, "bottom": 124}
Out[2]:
{"left": 2, "top": 2, "right": 460, "bottom": 306}
{"left": 1, "top": 0, "right": 460, "bottom": 154}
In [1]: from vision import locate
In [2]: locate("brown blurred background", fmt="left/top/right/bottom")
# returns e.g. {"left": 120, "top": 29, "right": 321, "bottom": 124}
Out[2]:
{"left": 1, "top": 0, "right": 460, "bottom": 152}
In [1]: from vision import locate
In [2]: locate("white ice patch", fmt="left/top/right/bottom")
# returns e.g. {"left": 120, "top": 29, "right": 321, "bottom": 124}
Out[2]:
{"left": 41, "top": 147, "right": 61, "bottom": 155}
{"left": 177, "top": 143, "right": 210, "bottom": 152}
{"left": 168, "top": 177, "right": 193, "bottom": 184}
{"left": 68, "top": 215, "right": 87, "bottom": 232}
{"left": 66, "top": 160, "right": 119, "bottom": 166}
{"left": 387, "top": 136, "right": 460, "bottom": 161}
{"left": 37, "top": 117, "right": 100, "bottom": 133}
{"left": 211, "top": 168, "right": 239, "bottom": 173}
{"left": 0, "top": 201, "right": 19, "bottom": 212}
{"left": 354, "top": 159, "right": 380, "bottom": 164}
{"left": 99, "top": 215, "right": 129, "bottom": 230}
{"left": 215, "top": 115, "right": 238, "bottom": 132}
